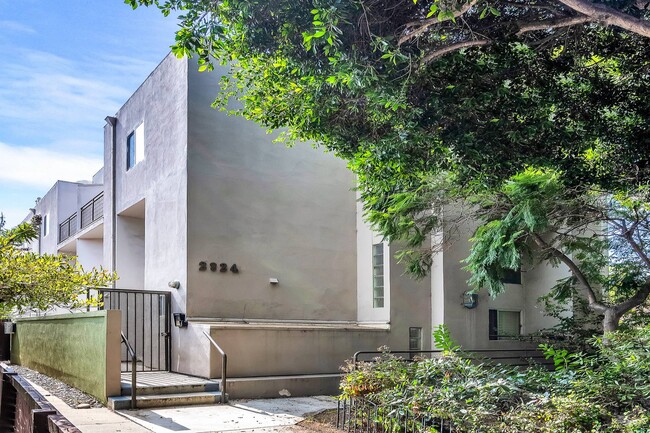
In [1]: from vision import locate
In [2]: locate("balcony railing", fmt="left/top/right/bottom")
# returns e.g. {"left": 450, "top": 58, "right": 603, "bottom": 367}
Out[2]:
{"left": 80, "top": 192, "right": 104, "bottom": 229}
{"left": 58, "top": 213, "right": 78, "bottom": 243}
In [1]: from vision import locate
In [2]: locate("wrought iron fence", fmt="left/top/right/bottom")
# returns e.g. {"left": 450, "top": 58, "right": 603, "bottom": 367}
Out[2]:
{"left": 80, "top": 192, "right": 103, "bottom": 229}
{"left": 337, "top": 398, "right": 454, "bottom": 433}
{"left": 58, "top": 213, "right": 78, "bottom": 243}
{"left": 96, "top": 288, "right": 171, "bottom": 372}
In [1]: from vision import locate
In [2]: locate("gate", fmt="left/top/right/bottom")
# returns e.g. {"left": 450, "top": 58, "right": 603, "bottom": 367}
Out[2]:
{"left": 97, "top": 288, "right": 171, "bottom": 373}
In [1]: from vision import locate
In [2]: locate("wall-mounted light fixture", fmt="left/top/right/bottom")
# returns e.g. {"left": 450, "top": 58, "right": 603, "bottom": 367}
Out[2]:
{"left": 173, "top": 313, "right": 188, "bottom": 328}
{"left": 269, "top": 278, "right": 279, "bottom": 285}
{"left": 462, "top": 291, "right": 478, "bottom": 309}
{"left": 168, "top": 280, "right": 181, "bottom": 289}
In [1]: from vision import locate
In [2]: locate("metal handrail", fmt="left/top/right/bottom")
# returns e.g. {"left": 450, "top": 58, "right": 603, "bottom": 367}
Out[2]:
{"left": 121, "top": 332, "right": 137, "bottom": 409}
{"left": 202, "top": 331, "right": 227, "bottom": 403}
{"left": 354, "top": 348, "right": 547, "bottom": 366}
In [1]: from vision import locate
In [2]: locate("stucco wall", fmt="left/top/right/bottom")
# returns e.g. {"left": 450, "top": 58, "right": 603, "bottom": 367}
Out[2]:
{"left": 431, "top": 211, "right": 562, "bottom": 350}
{"left": 76, "top": 239, "right": 103, "bottom": 272}
{"left": 103, "top": 53, "right": 189, "bottom": 310}
{"left": 186, "top": 61, "right": 358, "bottom": 321}
{"left": 205, "top": 324, "right": 389, "bottom": 378}
{"left": 11, "top": 311, "right": 121, "bottom": 402}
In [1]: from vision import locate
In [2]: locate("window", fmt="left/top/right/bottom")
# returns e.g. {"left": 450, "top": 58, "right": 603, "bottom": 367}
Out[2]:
{"left": 409, "top": 327, "right": 422, "bottom": 353}
{"left": 42, "top": 214, "right": 48, "bottom": 237}
{"left": 489, "top": 310, "right": 521, "bottom": 340}
{"left": 126, "top": 122, "right": 145, "bottom": 170}
{"left": 501, "top": 268, "right": 521, "bottom": 285}
{"left": 372, "top": 243, "right": 384, "bottom": 308}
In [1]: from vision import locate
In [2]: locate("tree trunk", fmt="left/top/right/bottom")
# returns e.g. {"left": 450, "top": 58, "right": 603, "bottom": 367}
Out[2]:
{"left": 601, "top": 308, "right": 622, "bottom": 345}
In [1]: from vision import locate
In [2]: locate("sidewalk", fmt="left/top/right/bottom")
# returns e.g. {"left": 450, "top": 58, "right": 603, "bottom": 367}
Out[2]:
{"left": 28, "top": 379, "right": 337, "bottom": 433}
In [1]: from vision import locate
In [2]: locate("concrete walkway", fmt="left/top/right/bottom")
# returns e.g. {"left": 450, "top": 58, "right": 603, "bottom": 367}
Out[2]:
{"left": 27, "top": 378, "right": 337, "bottom": 433}
{"left": 118, "top": 396, "right": 337, "bottom": 432}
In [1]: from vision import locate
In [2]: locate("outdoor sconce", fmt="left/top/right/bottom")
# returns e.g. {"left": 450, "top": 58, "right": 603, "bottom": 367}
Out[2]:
{"left": 173, "top": 313, "right": 188, "bottom": 328}
{"left": 269, "top": 278, "right": 279, "bottom": 285}
{"left": 168, "top": 280, "right": 181, "bottom": 289}
{"left": 462, "top": 292, "right": 479, "bottom": 309}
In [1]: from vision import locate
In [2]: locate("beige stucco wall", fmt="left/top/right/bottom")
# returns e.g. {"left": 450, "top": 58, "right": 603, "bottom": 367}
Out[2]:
{"left": 11, "top": 310, "right": 121, "bottom": 402}
{"left": 430, "top": 210, "right": 562, "bottom": 350}
{"left": 185, "top": 62, "right": 358, "bottom": 322}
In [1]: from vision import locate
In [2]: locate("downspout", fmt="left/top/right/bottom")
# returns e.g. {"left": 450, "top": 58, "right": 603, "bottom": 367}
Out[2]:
{"left": 105, "top": 116, "right": 118, "bottom": 289}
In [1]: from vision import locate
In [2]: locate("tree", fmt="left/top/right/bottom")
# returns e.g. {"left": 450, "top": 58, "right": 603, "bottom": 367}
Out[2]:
{"left": 0, "top": 220, "right": 113, "bottom": 318}
{"left": 125, "top": 0, "right": 649, "bottom": 191}
{"left": 125, "top": 0, "right": 650, "bottom": 331}
{"left": 464, "top": 168, "right": 650, "bottom": 333}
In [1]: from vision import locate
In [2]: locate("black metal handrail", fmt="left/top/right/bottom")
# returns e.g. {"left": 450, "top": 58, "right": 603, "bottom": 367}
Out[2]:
{"left": 354, "top": 348, "right": 547, "bottom": 367}
{"left": 80, "top": 192, "right": 103, "bottom": 229}
{"left": 58, "top": 213, "right": 78, "bottom": 243}
{"left": 121, "top": 332, "right": 137, "bottom": 409}
{"left": 202, "top": 331, "right": 227, "bottom": 403}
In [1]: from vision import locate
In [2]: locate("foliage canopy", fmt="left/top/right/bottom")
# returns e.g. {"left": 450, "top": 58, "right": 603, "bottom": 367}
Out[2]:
{"left": 126, "top": 0, "right": 650, "bottom": 330}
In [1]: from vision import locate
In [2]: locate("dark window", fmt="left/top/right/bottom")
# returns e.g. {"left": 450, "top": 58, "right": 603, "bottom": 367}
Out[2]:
{"left": 501, "top": 268, "right": 521, "bottom": 285}
{"left": 126, "top": 132, "right": 136, "bottom": 170}
{"left": 489, "top": 309, "right": 521, "bottom": 340}
{"left": 409, "top": 327, "right": 422, "bottom": 359}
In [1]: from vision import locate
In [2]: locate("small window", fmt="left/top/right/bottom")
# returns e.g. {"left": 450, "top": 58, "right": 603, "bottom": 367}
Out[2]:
{"left": 372, "top": 243, "right": 384, "bottom": 308}
{"left": 501, "top": 268, "right": 521, "bottom": 285}
{"left": 126, "top": 122, "right": 145, "bottom": 170}
{"left": 42, "top": 214, "right": 48, "bottom": 237}
{"left": 409, "top": 327, "right": 422, "bottom": 351}
{"left": 489, "top": 310, "right": 521, "bottom": 340}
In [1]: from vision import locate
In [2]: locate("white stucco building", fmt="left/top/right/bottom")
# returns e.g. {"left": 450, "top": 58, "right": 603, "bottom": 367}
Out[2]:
{"left": 21, "top": 53, "right": 564, "bottom": 398}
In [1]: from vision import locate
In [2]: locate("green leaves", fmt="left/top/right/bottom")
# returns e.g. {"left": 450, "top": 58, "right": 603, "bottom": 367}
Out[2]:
{"left": 0, "top": 222, "right": 114, "bottom": 318}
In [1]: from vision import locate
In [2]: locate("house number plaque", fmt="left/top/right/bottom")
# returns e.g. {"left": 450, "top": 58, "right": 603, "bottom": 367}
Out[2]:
{"left": 198, "top": 261, "right": 239, "bottom": 273}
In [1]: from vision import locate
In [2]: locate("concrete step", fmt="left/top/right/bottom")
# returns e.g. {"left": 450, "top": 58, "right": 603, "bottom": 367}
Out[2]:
{"left": 121, "top": 382, "right": 220, "bottom": 396}
{"left": 108, "top": 391, "right": 225, "bottom": 410}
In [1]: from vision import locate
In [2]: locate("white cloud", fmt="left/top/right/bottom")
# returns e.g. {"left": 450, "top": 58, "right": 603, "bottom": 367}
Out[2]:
{"left": 0, "top": 20, "right": 36, "bottom": 34}
{"left": 0, "top": 141, "right": 102, "bottom": 189}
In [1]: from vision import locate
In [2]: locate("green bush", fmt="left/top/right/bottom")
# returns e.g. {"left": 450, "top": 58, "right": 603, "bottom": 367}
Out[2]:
{"left": 340, "top": 325, "right": 650, "bottom": 432}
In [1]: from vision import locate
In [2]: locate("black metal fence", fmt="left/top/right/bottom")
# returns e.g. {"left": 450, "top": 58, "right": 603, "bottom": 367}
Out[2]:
{"left": 80, "top": 192, "right": 103, "bottom": 229}
{"left": 96, "top": 288, "right": 171, "bottom": 373}
{"left": 337, "top": 398, "right": 454, "bottom": 433}
{"left": 58, "top": 213, "right": 77, "bottom": 243}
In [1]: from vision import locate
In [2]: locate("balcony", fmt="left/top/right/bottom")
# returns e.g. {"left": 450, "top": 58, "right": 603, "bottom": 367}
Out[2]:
{"left": 80, "top": 192, "right": 104, "bottom": 229}
{"left": 58, "top": 213, "right": 78, "bottom": 243}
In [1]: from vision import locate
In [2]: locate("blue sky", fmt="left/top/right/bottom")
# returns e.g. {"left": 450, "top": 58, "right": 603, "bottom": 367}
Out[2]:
{"left": 0, "top": 0, "right": 179, "bottom": 227}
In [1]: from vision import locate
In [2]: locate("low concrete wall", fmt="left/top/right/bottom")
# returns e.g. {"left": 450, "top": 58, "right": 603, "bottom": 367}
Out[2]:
{"left": 11, "top": 311, "right": 121, "bottom": 403}
{"left": 206, "top": 324, "right": 390, "bottom": 378}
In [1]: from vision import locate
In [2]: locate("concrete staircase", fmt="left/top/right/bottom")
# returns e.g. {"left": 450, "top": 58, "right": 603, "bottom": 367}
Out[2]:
{"left": 108, "top": 371, "right": 226, "bottom": 410}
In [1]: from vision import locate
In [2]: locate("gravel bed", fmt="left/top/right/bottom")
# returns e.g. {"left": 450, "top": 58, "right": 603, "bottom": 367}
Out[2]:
{"left": 9, "top": 364, "right": 103, "bottom": 408}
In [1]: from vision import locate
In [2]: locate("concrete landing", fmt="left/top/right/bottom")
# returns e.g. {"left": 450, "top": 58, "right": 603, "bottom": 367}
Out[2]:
{"left": 119, "top": 395, "right": 338, "bottom": 432}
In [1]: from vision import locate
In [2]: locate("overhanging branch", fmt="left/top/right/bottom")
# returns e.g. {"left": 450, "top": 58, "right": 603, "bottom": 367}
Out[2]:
{"left": 517, "top": 15, "right": 594, "bottom": 35}
{"left": 556, "top": 0, "right": 650, "bottom": 37}
{"left": 530, "top": 232, "right": 607, "bottom": 313}
{"left": 399, "top": 0, "right": 480, "bottom": 46}
{"left": 421, "top": 39, "right": 490, "bottom": 63}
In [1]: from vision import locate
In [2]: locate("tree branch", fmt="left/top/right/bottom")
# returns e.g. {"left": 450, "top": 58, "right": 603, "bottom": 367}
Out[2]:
{"left": 517, "top": 15, "right": 594, "bottom": 35}
{"left": 421, "top": 39, "right": 491, "bottom": 63}
{"left": 623, "top": 230, "right": 650, "bottom": 268}
{"left": 399, "top": 0, "right": 480, "bottom": 45}
{"left": 530, "top": 232, "right": 608, "bottom": 313}
{"left": 614, "top": 278, "right": 650, "bottom": 315}
{"left": 556, "top": 0, "right": 650, "bottom": 37}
